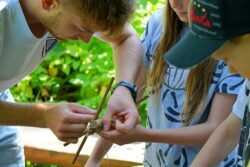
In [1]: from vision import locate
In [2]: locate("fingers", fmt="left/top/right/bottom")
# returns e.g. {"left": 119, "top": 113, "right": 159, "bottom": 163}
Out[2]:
{"left": 59, "top": 123, "right": 87, "bottom": 133}
{"left": 65, "top": 112, "right": 95, "bottom": 124}
{"left": 61, "top": 137, "right": 79, "bottom": 144}
{"left": 56, "top": 131, "right": 83, "bottom": 143}
{"left": 115, "top": 112, "right": 140, "bottom": 133}
{"left": 137, "top": 115, "right": 142, "bottom": 124}
{"left": 100, "top": 129, "right": 123, "bottom": 140}
{"left": 69, "top": 103, "right": 96, "bottom": 114}
{"left": 115, "top": 118, "right": 135, "bottom": 133}
{"left": 55, "top": 123, "right": 87, "bottom": 142}
{"left": 68, "top": 104, "right": 96, "bottom": 123}
{"left": 102, "top": 109, "right": 113, "bottom": 131}
{"left": 102, "top": 110, "right": 140, "bottom": 133}
{"left": 58, "top": 132, "right": 83, "bottom": 139}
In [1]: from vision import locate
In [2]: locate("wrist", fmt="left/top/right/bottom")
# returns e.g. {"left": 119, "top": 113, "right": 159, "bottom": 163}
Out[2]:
{"left": 111, "top": 81, "right": 138, "bottom": 102}
{"left": 134, "top": 126, "right": 148, "bottom": 142}
{"left": 140, "top": 127, "right": 155, "bottom": 142}
{"left": 114, "top": 86, "right": 132, "bottom": 97}
{"left": 36, "top": 103, "right": 49, "bottom": 127}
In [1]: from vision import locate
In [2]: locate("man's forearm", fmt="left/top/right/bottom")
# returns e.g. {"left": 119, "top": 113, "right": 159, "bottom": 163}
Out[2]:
{"left": 113, "top": 25, "right": 142, "bottom": 83}
{"left": 101, "top": 23, "right": 143, "bottom": 132}
{"left": 0, "top": 101, "right": 47, "bottom": 127}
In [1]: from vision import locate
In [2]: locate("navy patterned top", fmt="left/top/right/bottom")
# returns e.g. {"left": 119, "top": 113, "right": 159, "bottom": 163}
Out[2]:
{"left": 142, "top": 9, "right": 244, "bottom": 167}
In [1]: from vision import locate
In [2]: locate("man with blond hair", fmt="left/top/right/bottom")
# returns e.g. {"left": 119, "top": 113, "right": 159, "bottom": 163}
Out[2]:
{"left": 0, "top": 0, "right": 142, "bottom": 166}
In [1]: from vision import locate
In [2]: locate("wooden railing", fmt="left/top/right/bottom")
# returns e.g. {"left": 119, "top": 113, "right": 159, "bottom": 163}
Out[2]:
{"left": 22, "top": 127, "right": 144, "bottom": 167}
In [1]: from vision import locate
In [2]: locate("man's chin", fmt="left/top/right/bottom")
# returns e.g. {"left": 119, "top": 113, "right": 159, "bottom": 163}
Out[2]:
{"left": 47, "top": 30, "right": 64, "bottom": 40}
{"left": 53, "top": 35, "right": 77, "bottom": 41}
{"left": 53, "top": 36, "right": 65, "bottom": 40}
{"left": 48, "top": 30, "right": 78, "bottom": 41}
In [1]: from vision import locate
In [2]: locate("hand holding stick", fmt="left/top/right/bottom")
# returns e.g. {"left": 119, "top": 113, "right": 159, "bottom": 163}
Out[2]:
{"left": 72, "top": 77, "right": 114, "bottom": 164}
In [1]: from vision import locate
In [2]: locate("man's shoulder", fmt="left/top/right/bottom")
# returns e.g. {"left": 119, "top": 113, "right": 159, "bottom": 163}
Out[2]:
{"left": 0, "top": 1, "right": 8, "bottom": 11}
{"left": 0, "top": 0, "right": 10, "bottom": 26}
{"left": 0, "top": 1, "right": 8, "bottom": 57}
{"left": 0, "top": 1, "right": 9, "bottom": 20}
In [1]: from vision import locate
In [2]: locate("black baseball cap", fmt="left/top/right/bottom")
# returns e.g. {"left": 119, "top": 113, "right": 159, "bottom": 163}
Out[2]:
{"left": 164, "top": 0, "right": 250, "bottom": 69}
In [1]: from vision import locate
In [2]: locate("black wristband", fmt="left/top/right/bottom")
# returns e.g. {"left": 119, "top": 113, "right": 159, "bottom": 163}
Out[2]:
{"left": 111, "top": 81, "right": 138, "bottom": 102}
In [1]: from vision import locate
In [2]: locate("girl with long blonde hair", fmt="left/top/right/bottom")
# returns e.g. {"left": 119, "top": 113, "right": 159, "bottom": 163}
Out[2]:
{"left": 86, "top": 0, "right": 244, "bottom": 166}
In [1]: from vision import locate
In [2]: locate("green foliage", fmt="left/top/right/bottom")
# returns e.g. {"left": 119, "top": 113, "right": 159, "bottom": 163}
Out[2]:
{"left": 11, "top": 1, "right": 164, "bottom": 166}
{"left": 12, "top": 39, "right": 114, "bottom": 111}
{"left": 133, "top": 0, "right": 165, "bottom": 36}
{"left": 26, "top": 161, "right": 57, "bottom": 167}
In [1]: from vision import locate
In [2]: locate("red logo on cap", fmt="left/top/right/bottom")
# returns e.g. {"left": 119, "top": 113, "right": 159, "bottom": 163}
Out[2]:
{"left": 191, "top": 7, "right": 211, "bottom": 28}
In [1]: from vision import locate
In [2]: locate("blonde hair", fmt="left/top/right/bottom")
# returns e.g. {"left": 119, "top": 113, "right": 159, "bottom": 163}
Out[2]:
{"left": 148, "top": 2, "right": 216, "bottom": 126}
{"left": 62, "top": 0, "right": 135, "bottom": 35}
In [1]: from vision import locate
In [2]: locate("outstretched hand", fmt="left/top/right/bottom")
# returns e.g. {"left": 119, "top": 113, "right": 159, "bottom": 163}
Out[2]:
{"left": 44, "top": 103, "right": 96, "bottom": 143}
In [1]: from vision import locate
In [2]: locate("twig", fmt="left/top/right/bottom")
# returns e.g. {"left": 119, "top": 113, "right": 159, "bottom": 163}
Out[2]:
{"left": 72, "top": 77, "right": 114, "bottom": 164}
{"left": 63, "top": 77, "right": 114, "bottom": 147}
{"left": 94, "top": 77, "right": 115, "bottom": 120}
{"left": 135, "top": 94, "right": 149, "bottom": 105}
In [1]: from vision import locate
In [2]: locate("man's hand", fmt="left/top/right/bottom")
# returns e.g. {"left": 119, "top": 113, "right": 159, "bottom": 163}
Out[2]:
{"left": 102, "top": 86, "right": 140, "bottom": 133}
{"left": 44, "top": 103, "right": 96, "bottom": 143}
{"left": 98, "top": 23, "right": 143, "bottom": 133}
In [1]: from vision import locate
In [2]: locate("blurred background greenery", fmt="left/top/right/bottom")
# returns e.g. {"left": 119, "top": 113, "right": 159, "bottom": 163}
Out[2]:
{"left": 11, "top": 0, "right": 164, "bottom": 166}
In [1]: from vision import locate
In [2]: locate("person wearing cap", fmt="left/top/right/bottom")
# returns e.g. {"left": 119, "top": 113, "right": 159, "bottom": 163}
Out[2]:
{"left": 165, "top": 0, "right": 250, "bottom": 166}
{"left": 190, "top": 39, "right": 250, "bottom": 166}
{"left": 0, "top": 0, "right": 142, "bottom": 166}
{"left": 85, "top": 0, "right": 244, "bottom": 166}
{"left": 190, "top": 35, "right": 250, "bottom": 167}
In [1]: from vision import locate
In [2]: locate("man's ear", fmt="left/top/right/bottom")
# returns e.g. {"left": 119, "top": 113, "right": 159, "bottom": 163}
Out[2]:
{"left": 41, "top": 0, "right": 60, "bottom": 11}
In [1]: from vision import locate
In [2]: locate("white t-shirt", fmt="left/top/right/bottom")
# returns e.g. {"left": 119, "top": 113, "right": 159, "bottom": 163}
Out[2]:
{"left": 233, "top": 79, "right": 250, "bottom": 166}
{"left": 233, "top": 80, "right": 250, "bottom": 120}
{"left": 0, "top": 0, "right": 56, "bottom": 166}
{"left": 0, "top": 0, "right": 57, "bottom": 92}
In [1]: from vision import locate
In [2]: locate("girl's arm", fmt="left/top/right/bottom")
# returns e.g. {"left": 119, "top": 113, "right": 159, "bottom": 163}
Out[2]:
{"left": 101, "top": 93, "right": 237, "bottom": 147}
{"left": 85, "top": 138, "right": 113, "bottom": 167}
{"left": 146, "top": 93, "right": 237, "bottom": 146}
{"left": 190, "top": 113, "right": 241, "bottom": 167}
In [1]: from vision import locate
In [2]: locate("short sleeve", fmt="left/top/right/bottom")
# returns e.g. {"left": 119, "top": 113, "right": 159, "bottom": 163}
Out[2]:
{"left": 214, "top": 61, "right": 245, "bottom": 95}
{"left": 233, "top": 79, "right": 249, "bottom": 120}
{"left": 141, "top": 9, "right": 163, "bottom": 68}
{"left": 0, "top": 3, "right": 7, "bottom": 59}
